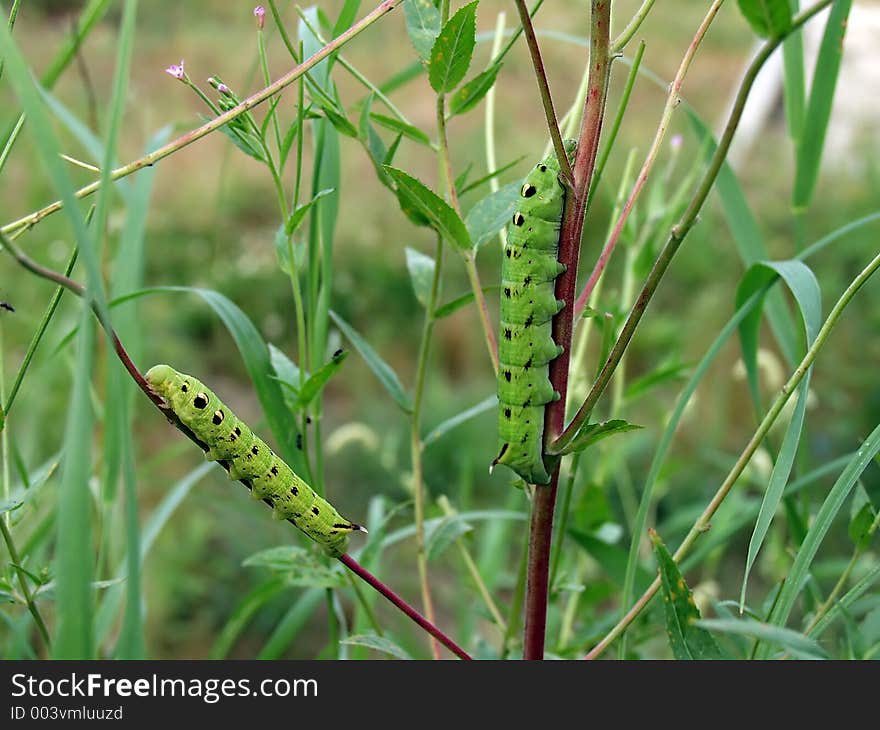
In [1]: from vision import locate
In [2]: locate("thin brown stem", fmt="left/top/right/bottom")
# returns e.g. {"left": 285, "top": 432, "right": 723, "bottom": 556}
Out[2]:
{"left": 522, "top": 0, "right": 612, "bottom": 661}
{"left": 513, "top": 0, "right": 572, "bottom": 185}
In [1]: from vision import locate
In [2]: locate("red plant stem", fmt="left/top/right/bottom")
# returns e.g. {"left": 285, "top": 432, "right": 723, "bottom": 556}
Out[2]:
{"left": 522, "top": 0, "right": 611, "bottom": 661}
{"left": 339, "top": 554, "right": 471, "bottom": 660}
{"left": 1, "top": 231, "right": 471, "bottom": 660}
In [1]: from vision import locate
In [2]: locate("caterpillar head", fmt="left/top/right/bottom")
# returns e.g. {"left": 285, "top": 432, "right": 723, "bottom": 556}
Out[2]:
{"left": 146, "top": 364, "right": 206, "bottom": 419}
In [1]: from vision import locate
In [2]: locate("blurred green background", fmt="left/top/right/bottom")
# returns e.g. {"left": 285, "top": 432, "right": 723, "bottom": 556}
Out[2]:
{"left": 1, "top": 0, "right": 878, "bottom": 658}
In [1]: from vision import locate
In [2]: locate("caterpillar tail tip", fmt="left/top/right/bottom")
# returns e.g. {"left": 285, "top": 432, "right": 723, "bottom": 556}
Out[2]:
{"left": 352, "top": 523, "right": 368, "bottom": 534}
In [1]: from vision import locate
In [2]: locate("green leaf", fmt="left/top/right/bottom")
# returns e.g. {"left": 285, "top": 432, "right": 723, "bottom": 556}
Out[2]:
{"left": 792, "top": 0, "right": 852, "bottom": 210}
{"left": 403, "top": 0, "right": 441, "bottom": 63}
{"left": 329, "top": 310, "right": 413, "bottom": 413}
{"left": 428, "top": 1, "right": 477, "bottom": 93}
{"left": 651, "top": 529, "right": 726, "bottom": 660}
{"left": 425, "top": 514, "right": 473, "bottom": 561}
{"left": 623, "top": 360, "right": 690, "bottom": 402}
{"left": 285, "top": 188, "right": 336, "bottom": 235}
{"left": 695, "top": 618, "right": 827, "bottom": 660}
{"left": 568, "top": 529, "right": 654, "bottom": 592}
{"left": 256, "top": 588, "right": 324, "bottom": 659}
{"left": 433, "top": 286, "right": 499, "bottom": 319}
{"left": 405, "top": 247, "right": 436, "bottom": 308}
{"left": 449, "top": 62, "right": 502, "bottom": 117}
{"left": 369, "top": 112, "right": 431, "bottom": 146}
{"left": 243, "top": 546, "right": 347, "bottom": 588}
{"left": 320, "top": 104, "right": 359, "bottom": 138}
{"left": 297, "top": 348, "right": 348, "bottom": 408}
{"left": 555, "top": 419, "right": 643, "bottom": 456}
{"left": 848, "top": 499, "right": 875, "bottom": 552}
{"left": 465, "top": 181, "right": 520, "bottom": 249}
{"left": 0, "top": 403, "right": 4, "bottom": 434}
{"left": 737, "top": 260, "right": 821, "bottom": 610}
{"left": 423, "top": 395, "right": 496, "bottom": 448}
{"left": 385, "top": 166, "right": 472, "bottom": 250}
{"left": 341, "top": 633, "right": 412, "bottom": 660}
{"left": 736, "top": 0, "right": 791, "bottom": 38}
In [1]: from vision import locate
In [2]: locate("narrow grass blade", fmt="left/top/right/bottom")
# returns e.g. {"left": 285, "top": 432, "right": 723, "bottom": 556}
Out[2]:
{"left": 257, "top": 587, "right": 324, "bottom": 659}
{"left": 761, "top": 422, "right": 880, "bottom": 653}
{"left": 329, "top": 310, "right": 413, "bottom": 413}
{"left": 423, "top": 395, "right": 496, "bottom": 448}
{"left": 53, "top": 309, "right": 96, "bottom": 658}
{"left": 792, "top": 0, "right": 852, "bottom": 210}
{"left": 696, "top": 617, "right": 827, "bottom": 659}
{"left": 737, "top": 260, "right": 821, "bottom": 610}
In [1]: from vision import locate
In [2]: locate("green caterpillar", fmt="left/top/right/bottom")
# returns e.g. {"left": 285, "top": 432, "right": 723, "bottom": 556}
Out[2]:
{"left": 492, "top": 141, "right": 575, "bottom": 485}
{"left": 146, "top": 364, "right": 364, "bottom": 557}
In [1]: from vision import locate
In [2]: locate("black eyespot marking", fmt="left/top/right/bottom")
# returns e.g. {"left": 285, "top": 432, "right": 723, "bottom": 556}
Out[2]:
{"left": 521, "top": 183, "right": 537, "bottom": 198}
{"left": 291, "top": 485, "right": 299, "bottom": 496}
{"left": 181, "top": 383, "right": 188, "bottom": 393}
{"left": 235, "top": 426, "right": 241, "bottom": 436}
{"left": 212, "top": 409, "right": 225, "bottom": 425}
{"left": 539, "top": 164, "right": 547, "bottom": 172}
{"left": 306, "top": 416, "right": 312, "bottom": 424}
{"left": 524, "top": 314, "right": 534, "bottom": 328}
{"left": 333, "top": 348, "right": 344, "bottom": 358}
{"left": 312, "top": 506, "right": 320, "bottom": 515}
{"left": 251, "top": 445, "right": 259, "bottom": 456}
{"left": 504, "top": 408, "right": 512, "bottom": 419}
{"left": 504, "top": 287, "right": 511, "bottom": 298}
{"left": 523, "top": 275, "right": 532, "bottom": 286}
{"left": 504, "top": 370, "right": 512, "bottom": 382}
{"left": 193, "top": 393, "right": 209, "bottom": 409}
{"left": 296, "top": 434, "right": 303, "bottom": 450}
{"left": 512, "top": 212, "right": 525, "bottom": 227}
{"left": 271, "top": 465, "right": 279, "bottom": 476}
{"left": 504, "top": 328, "right": 512, "bottom": 340}
{"left": 505, "top": 248, "right": 512, "bottom": 258}
{"left": 524, "top": 356, "right": 533, "bottom": 370}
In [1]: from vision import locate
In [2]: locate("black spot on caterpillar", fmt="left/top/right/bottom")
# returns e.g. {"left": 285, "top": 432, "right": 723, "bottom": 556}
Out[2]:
{"left": 146, "top": 364, "right": 365, "bottom": 557}
{"left": 491, "top": 141, "right": 576, "bottom": 485}
{"left": 1, "top": 301, "right": 14, "bottom": 313}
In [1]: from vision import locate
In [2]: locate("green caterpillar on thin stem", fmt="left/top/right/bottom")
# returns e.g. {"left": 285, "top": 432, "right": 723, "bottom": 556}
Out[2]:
{"left": 146, "top": 364, "right": 365, "bottom": 557}
{"left": 492, "top": 140, "right": 576, "bottom": 485}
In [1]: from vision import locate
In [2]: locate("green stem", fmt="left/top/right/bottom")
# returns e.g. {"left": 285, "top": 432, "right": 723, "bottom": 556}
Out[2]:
{"left": 612, "top": 0, "right": 657, "bottom": 53}
{"left": 0, "top": 512, "right": 51, "bottom": 651}
{"left": 346, "top": 570, "right": 384, "bottom": 637}
{"left": 586, "top": 244, "right": 880, "bottom": 659}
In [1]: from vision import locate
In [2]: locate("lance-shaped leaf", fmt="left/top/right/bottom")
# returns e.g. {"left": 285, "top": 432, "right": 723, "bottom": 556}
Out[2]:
{"left": 554, "top": 419, "right": 643, "bottom": 456}
{"left": 403, "top": 0, "right": 441, "bottom": 63}
{"left": 405, "top": 247, "right": 436, "bottom": 308}
{"left": 428, "top": 1, "right": 478, "bottom": 93}
{"left": 465, "top": 181, "right": 520, "bottom": 249}
{"left": 736, "top": 0, "right": 791, "bottom": 38}
{"left": 651, "top": 529, "right": 726, "bottom": 660}
{"left": 449, "top": 62, "right": 502, "bottom": 117}
{"left": 385, "top": 166, "right": 472, "bottom": 251}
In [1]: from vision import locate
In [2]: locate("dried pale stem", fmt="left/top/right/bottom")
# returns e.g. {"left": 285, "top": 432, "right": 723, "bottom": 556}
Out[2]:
{"left": 523, "top": 0, "right": 612, "bottom": 661}
{"left": 574, "top": 0, "right": 724, "bottom": 317}
{"left": 2, "top": 0, "right": 405, "bottom": 237}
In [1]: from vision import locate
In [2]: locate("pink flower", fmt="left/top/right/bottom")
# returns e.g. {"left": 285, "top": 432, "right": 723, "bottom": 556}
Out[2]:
{"left": 254, "top": 5, "right": 266, "bottom": 29}
{"left": 165, "top": 59, "right": 185, "bottom": 81}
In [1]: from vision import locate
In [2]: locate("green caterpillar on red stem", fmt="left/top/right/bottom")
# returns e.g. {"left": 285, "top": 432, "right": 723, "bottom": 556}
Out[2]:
{"left": 492, "top": 141, "right": 576, "bottom": 485}
{"left": 146, "top": 364, "right": 365, "bottom": 557}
